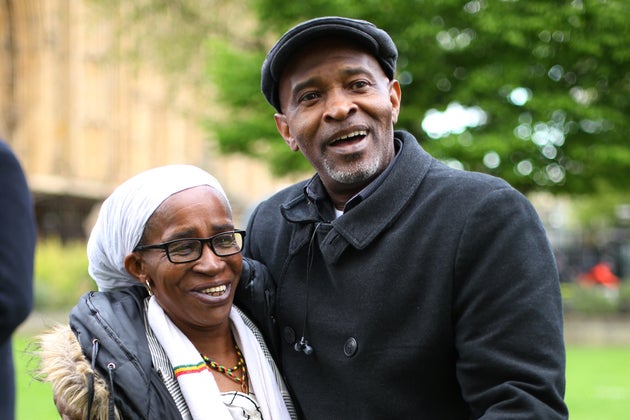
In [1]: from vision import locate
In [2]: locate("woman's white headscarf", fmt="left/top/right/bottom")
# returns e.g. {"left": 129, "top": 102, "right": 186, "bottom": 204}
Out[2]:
{"left": 87, "top": 164, "right": 229, "bottom": 291}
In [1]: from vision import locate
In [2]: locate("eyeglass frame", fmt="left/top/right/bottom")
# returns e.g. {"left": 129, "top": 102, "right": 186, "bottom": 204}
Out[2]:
{"left": 133, "top": 229, "right": 246, "bottom": 264}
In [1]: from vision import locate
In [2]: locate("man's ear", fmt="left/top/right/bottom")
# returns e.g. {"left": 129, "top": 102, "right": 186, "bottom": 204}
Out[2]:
{"left": 389, "top": 79, "right": 402, "bottom": 125}
{"left": 124, "top": 252, "right": 146, "bottom": 285}
{"left": 274, "top": 113, "right": 299, "bottom": 152}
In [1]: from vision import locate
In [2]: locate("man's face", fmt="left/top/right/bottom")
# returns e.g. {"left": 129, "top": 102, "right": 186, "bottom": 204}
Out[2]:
{"left": 274, "top": 38, "right": 401, "bottom": 195}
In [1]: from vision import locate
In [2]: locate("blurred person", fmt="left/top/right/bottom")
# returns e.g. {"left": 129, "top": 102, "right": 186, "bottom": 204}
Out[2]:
{"left": 578, "top": 261, "right": 620, "bottom": 289}
{"left": 237, "top": 16, "right": 568, "bottom": 418}
{"left": 0, "top": 140, "right": 36, "bottom": 420}
{"left": 37, "top": 165, "right": 295, "bottom": 419}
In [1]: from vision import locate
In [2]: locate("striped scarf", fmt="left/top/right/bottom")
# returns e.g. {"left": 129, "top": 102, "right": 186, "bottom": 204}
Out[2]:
{"left": 147, "top": 297, "right": 293, "bottom": 419}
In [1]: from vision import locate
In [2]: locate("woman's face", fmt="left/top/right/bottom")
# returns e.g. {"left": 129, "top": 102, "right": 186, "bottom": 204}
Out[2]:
{"left": 129, "top": 186, "right": 242, "bottom": 336}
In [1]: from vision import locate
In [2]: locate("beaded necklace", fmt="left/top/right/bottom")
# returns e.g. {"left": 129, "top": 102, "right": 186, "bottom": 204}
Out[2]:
{"left": 201, "top": 344, "right": 248, "bottom": 393}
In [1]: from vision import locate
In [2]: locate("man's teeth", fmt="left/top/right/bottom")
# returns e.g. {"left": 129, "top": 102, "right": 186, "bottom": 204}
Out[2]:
{"left": 333, "top": 130, "right": 367, "bottom": 143}
{"left": 201, "top": 285, "right": 227, "bottom": 296}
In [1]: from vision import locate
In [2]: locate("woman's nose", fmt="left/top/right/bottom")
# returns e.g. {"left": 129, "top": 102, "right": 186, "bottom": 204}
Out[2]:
{"left": 193, "top": 243, "right": 224, "bottom": 272}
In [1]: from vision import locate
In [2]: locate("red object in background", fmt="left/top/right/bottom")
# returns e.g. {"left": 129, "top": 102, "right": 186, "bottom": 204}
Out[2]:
{"left": 578, "top": 262, "right": 620, "bottom": 288}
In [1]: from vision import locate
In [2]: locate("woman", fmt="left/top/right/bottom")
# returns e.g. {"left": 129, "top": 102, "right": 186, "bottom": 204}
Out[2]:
{"left": 37, "top": 165, "right": 295, "bottom": 419}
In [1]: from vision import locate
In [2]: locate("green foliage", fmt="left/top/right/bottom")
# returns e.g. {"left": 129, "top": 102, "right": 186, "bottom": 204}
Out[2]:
{"left": 209, "top": 0, "right": 630, "bottom": 196}
{"left": 34, "top": 239, "right": 95, "bottom": 310}
{"left": 571, "top": 190, "right": 630, "bottom": 228}
{"left": 620, "top": 284, "right": 630, "bottom": 314}
{"left": 205, "top": 39, "right": 311, "bottom": 174}
{"left": 561, "top": 282, "right": 630, "bottom": 315}
{"left": 84, "top": 0, "right": 630, "bottom": 198}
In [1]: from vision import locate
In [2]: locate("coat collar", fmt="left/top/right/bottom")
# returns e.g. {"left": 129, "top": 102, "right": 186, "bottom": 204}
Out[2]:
{"left": 280, "top": 131, "right": 432, "bottom": 261}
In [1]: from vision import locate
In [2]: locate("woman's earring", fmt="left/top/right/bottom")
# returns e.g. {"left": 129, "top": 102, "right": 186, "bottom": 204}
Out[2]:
{"left": 145, "top": 280, "right": 153, "bottom": 296}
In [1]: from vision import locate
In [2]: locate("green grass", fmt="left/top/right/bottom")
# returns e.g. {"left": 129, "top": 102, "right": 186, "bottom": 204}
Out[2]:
{"left": 565, "top": 346, "right": 630, "bottom": 419}
{"left": 14, "top": 336, "right": 58, "bottom": 419}
{"left": 12, "top": 334, "right": 630, "bottom": 419}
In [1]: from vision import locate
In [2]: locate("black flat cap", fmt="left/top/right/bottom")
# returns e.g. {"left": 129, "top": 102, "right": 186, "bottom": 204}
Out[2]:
{"left": 261, "top": 16, "right": 398, "bottom": 112}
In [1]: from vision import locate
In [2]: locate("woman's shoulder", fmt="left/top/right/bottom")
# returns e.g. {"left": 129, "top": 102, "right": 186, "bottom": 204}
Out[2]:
{"left": 73, "top": 286, "right": 148, "bottom": 318}
{"left": 70, "top": 286, "right": 150, "bottom": 361}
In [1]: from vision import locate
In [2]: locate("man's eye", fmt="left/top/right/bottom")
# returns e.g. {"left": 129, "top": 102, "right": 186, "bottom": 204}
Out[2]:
{"left": 298, "top": 91, "right": 320, "bottom": 103}
{"left": 351, "top": 80, "right": 370, "bottom": 89}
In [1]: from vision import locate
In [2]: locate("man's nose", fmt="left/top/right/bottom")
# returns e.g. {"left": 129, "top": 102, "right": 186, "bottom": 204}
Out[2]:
{"left": 324, "top": 89, "right": 357, "bottom": 120}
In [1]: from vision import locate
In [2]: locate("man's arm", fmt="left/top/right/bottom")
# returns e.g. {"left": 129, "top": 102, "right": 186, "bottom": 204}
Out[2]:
{"left": 453, "top": 187, "right": 568, "bottom": 418}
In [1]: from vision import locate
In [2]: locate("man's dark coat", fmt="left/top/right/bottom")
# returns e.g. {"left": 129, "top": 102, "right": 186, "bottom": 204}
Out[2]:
{"left": 238, "top": 131, "right": 567, "bottom": 419}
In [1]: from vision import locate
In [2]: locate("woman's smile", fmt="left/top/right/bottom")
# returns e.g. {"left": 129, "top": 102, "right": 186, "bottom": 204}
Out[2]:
{"left": 190, "top": 282, "right": 233, "bottom": 303}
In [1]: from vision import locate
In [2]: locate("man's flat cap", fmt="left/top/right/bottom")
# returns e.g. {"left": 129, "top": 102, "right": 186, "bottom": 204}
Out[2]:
{"left": 261, "top": 16, "right": 398, "bottom": 112}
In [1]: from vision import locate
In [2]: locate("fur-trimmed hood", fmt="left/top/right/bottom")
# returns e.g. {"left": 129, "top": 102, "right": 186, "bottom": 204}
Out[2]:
{"left": 38, "top": 287, "right": 183, "bottom": 419}
{"left": 36, "top": 324, "right": 120, "bottom": 419}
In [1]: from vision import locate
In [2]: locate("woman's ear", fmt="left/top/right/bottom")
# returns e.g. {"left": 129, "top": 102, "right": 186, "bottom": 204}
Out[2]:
{"left": 124, "top": 252, "right": 146, "bottom": 285}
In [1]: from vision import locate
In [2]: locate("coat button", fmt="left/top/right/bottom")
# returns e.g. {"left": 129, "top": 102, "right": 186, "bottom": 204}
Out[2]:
{"left": 343, "top": 337, "right": 358, "bottom": 357}
{"left": 283, "top": 326, "right": 296, "bottom": 344}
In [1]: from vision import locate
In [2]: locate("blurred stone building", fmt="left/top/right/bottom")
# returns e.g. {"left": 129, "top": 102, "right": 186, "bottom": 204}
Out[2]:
{"left": 0, "top": 0, "right": 293, "bottom": 241}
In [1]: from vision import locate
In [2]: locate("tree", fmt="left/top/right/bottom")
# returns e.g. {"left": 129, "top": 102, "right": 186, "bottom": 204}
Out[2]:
{"left": 209, "top": 0, "right": 630, "bottom": 196}
{"left": 84, "top": 0, "right": 629, "bottom": 197}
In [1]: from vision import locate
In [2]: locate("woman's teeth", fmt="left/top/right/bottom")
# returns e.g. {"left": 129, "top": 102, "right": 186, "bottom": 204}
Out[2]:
{"left": 201, "top": 285, "right": 227, "bottom": 296}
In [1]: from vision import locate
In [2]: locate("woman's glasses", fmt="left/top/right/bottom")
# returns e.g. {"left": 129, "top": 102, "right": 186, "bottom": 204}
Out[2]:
{"left": 134, "top": 230, "right": 245, "bottom": 263}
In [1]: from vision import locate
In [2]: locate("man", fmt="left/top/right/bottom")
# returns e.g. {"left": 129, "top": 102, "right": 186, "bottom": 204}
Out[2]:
{"left": 0, "top": 140, "right": 36, "bottom": 420}
{"left": 237, "top": 16, "right": 567, "bottom": 419}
